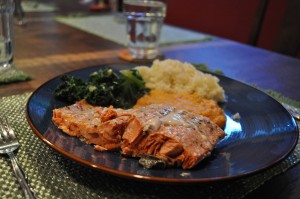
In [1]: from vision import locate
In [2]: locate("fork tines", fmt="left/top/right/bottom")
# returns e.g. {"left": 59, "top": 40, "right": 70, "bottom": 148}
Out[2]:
{"left": 0, "top": 118, "right": 17, "bottom": 142}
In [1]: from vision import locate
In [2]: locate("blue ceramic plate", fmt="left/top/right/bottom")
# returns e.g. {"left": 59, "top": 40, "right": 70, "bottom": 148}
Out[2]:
{"left": 26, "top": 64, "right": 299, "bottom": 183}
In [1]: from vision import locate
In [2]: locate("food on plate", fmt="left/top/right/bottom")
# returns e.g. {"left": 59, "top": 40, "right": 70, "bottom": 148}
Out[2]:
{"left": 54, "top": 68, "right": 148, "bottom": 108}
{"left": 52, "top": 100, "right": 226, "bottom": 169}
{"left": 54, "top": 59, "right": 225, "bottom": 108}
{"left": 52, "top": 100, "right": 124, "bottom": 150}
{"left": 52, "top": 59, "right": 227, "bottom": 169}
{"left": 135, "top": 59, "right": 225, "bottom": 102}
{"left": 134, "top": 90, "right": 226, "bottom": 128}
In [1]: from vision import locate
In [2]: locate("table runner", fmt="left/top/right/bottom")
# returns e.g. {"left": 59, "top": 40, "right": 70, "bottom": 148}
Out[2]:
{"left": 0, "top": 92, "right": 299, "bottom": 198}
{"left": 56, "top": 15, "right": 212, "bottom": 47}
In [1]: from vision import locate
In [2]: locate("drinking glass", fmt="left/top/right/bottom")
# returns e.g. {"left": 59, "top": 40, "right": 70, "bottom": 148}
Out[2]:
{"left": 110, "top": 0, "right": 124, "bottom": 22}
{"left": 123, "top": 0, "right": 166, "bottom": 60}
{"left": 0, "top": 0, "right": 14, "bottom": 70}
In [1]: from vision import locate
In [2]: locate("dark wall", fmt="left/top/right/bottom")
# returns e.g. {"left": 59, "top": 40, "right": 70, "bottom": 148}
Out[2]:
{"left": 164, "top": 0, "right": 300, "bottom": 58}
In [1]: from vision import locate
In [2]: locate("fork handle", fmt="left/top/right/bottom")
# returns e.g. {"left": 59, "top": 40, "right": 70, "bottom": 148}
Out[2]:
{"left": 8, "top": 152, "right": 36, "bottom": 199}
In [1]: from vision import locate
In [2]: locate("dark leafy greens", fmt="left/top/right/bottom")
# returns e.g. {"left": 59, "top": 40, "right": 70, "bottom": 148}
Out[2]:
{"left": 54, "top": 68, "right": 149, "bottom": 109}
{"left": 54, "top": 75, "right": 87, "bottom": 102}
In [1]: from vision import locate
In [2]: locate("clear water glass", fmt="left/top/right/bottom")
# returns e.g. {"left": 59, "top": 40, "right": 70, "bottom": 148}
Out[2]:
{"left": 0, "top": 0, "right": 14, "bottom": 70}
{"left": 124, "top": 0, "right": 166, "bottom": 59}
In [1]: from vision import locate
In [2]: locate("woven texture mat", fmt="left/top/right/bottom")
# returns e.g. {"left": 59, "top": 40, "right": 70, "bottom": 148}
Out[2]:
{"left": 0, "top": 66, "right": 31, "bottom": 85}
{"left": 0, "top": 92, "right": 299, "bottom": 199}
{"left": 22, "top": 1, "right": 57, "bottom": 12}
{"left": 56, "top": 15, "right": 212, "bottom": 47}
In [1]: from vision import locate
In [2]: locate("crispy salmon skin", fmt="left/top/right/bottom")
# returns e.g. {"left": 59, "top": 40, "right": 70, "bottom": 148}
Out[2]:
{"left": 52, "top": 100, "right": 226, "bottom": 169}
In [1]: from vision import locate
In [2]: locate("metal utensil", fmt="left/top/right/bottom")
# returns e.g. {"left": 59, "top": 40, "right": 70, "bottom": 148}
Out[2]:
{"left": 0, "top": 118, "right": 36, "bottom": 199}
{"left": 282, "top": 103, "right": 300, "bottom": 121}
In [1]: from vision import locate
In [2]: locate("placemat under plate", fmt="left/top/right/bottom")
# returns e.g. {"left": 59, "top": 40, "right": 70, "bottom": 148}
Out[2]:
{"left": 0, "top": 92, "right": 299, "bottom": 199}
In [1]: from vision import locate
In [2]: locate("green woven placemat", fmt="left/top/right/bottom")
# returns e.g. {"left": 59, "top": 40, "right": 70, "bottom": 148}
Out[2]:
{"left": 0, "top": 92, "right": 299, "bottom": 199}
{"left": 0, "top": 66, "right": 31, "bottom": 84}
{"left": 22, "top": 1, "right": 57, "bottom": 12}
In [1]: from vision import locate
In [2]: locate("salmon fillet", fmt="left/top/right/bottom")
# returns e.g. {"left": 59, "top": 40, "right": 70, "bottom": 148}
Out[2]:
{"left": 52, "top": 100, "right": 226, "bottom": 169}
{"left": 52, "top": 100, "right": 130, "bottom": 151}
{"left": 134, "top": 90, "right": 226, "bottom": 128}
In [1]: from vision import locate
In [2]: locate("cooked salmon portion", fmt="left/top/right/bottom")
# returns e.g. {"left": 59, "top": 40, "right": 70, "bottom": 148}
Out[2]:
{"left": 52, "top": 101, "right": 226, "bottom": 169}
{"left": 134, "top": 90, "right": 226, "bottom": 128}
{"left": 123, "top": 104, "right": 226, "bottom": 169}
{"left": 52, "top": 100, "right": 130, "bottom": 151}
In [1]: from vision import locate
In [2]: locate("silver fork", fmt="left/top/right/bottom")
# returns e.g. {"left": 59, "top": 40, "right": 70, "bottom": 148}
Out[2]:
{"left": 0, "top": 118, "right": 36, "bottom": 199}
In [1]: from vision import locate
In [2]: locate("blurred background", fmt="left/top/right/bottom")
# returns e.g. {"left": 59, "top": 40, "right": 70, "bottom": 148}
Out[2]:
{"left": 20, "top": 0, "right": 300, "bottom": 58}
{"left": 165, "top": 0, "right": 300, "bottom": 59}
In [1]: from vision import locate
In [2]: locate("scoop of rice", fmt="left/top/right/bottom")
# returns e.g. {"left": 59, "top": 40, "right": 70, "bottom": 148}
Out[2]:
{"left": 135, "top": 59, "right": 225, "bottom": 102}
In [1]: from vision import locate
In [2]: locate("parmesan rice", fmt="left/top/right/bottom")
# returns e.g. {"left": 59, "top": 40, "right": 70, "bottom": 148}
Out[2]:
{"left": 135, "top": 59, "right": 225, "bottom": 102}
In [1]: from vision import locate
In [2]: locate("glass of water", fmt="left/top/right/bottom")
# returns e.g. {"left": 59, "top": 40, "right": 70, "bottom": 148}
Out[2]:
{"left": 0, "top": 0, "right": 14, "bottom": 70}
{"left": 123, "top": 0, "right": 166, "bottom": 60}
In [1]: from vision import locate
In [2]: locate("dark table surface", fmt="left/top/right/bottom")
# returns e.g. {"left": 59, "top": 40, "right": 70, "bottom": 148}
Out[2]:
{"left": 1, "top": 0, "right": 300, "bottom": 198}
{"left": 162, "top": 39, "right": 300, "bottom": 102}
